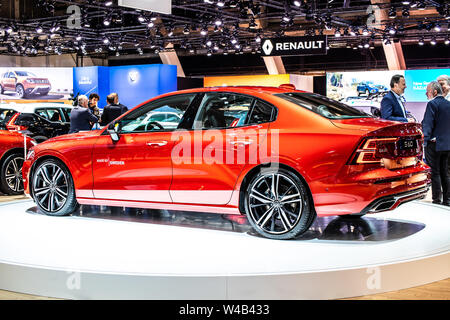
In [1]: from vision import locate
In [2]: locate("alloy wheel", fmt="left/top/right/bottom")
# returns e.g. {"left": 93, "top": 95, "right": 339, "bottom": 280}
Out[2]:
{"left": 248, "top": 173, "right": 303, "bottom": 235}
{"left": 4, "top": 156, "right": 24, "bottom": 193}
{"left": 33, "top": 162, "right": 69, "bottom": 212}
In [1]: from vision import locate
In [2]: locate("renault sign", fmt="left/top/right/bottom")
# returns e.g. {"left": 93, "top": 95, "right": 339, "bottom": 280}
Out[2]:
{"left": 261, "top": 36, "right": 327, "bottom": 56}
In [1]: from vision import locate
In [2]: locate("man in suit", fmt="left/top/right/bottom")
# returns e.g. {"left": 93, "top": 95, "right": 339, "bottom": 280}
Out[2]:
{"left": 422, "top": 81, "right": 450, "bottom": 206}
{"left": 380, "top": 74, "right": 409, "bottom": 122}
{"left": 437, "top": 75, "right": 450, "bottom": 101}
{"left": 100, "top": 93, "right": 128, "bottom": 125}
{"left": 111, "top": 93, "right": 128, "bottom": 113}
{"left": 69, "top": 95, "right": 99, "bottom": 133}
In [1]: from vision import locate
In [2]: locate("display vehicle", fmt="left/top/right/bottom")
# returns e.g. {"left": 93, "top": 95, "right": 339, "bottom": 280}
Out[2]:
{"left": 0, "top": 130, "right": 35, "bottom": 195}
{"left": 23, "top": 86, "right": 430, "bottom": 239}
{"left": 0, "top": 70, "right": 51, "bottom": 98}
{"left": 356, "top": 81, "right": 388, "bottom": 96}
{"left": 0, "top": 103, "right": 72, "bottom": 143}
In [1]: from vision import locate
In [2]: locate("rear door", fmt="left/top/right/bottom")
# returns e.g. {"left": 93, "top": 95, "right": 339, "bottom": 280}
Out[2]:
{"left": 170, "top": 92, "right": 274, "bottom": 205}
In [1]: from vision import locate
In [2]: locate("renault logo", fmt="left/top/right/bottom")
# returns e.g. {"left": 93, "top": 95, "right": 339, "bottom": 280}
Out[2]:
{"left": 262, "top": 39, "right": 273, "bottom": 55}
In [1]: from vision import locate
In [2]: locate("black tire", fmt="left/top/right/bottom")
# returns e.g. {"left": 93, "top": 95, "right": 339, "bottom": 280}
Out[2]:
{"left": 244, "top": 167, "right": 314, "bottom": 240}
{"left": 31, "top": 158, "right": 78, "bottom": 216}
{"left": 0, "top": 153, "right": 24, "bottom": 195}
{"left": 16, "top": 84, "right": 26, "bottom": 99}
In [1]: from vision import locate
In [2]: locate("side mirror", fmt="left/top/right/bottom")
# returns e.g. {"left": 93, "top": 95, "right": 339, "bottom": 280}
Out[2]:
{"left": 108, "top": 129, "right": 120, "bottom": 143}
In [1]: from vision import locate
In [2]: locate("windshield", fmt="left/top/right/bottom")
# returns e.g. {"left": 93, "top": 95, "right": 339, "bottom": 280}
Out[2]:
{"left": 275, "top": 92, "right": 371, "bottom": 119}
{"left": 15, "top": 71, "right": 36, "bottom": 77}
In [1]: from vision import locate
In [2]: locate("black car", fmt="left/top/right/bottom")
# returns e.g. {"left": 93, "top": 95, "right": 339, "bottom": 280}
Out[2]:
{"left": 0, "top": 103, "right": 73, "bottom": 143}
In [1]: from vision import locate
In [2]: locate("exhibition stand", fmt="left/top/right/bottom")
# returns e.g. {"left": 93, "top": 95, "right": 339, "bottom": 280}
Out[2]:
{"left": 0, "top": 200, "right": 448, "bottom": 299}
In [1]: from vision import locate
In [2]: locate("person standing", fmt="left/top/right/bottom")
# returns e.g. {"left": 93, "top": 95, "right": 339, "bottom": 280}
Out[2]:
{"left": 69, "top": 95, "right": 99, "bottom": 133}
{"left": 437, "top": 75, "right": 450, "bottom": 100}
{"left": 422, "top": 81, "right": 450, "bottom": 206}
{"left": 380, "top": 74, "right": 409, "bottom": 122}
{"left": 100, "top": 93, "right": 127, "bottom": 125}
{"left": 111, "top": 92, "right": 128, "bottom": 113}
{"left": 88, "top": 93, "right": 101, "bottom": 117}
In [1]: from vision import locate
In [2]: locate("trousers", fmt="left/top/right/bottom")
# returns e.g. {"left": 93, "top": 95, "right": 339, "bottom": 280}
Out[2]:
{"left": 425, "top": 142, "right": 450, "bottom": 204}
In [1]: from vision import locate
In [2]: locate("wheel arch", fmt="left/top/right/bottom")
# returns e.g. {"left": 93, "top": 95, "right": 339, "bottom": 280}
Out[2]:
{"left": 0, "top": 148, "right": 24, "bottom": 166}
{"left": 238, "top": 162, "right": 315, "bottom": 215}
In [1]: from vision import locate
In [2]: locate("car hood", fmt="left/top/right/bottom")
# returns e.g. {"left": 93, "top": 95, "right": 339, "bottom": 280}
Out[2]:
{"left": 330, "top": 117, "right": 400, "bottom": 132}
{"left": 46, "top": 130, "right": 101, "bottom": 142}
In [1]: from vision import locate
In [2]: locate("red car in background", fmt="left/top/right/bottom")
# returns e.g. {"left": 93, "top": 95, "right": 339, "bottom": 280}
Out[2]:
{"left": 0, "top": 130, "right": 35, "bottom": 195}
{"left": 22, "top": 86, "right": 430, "bottom": 240}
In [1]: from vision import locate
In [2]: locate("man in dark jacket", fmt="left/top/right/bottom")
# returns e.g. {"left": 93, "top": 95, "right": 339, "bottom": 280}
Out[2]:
{"left": 422, "top": 81, "right": 450, "bottom": 206}
{"left": 100, "top": 93, "right": 128, "bottom": 125}
{"left": 69, "top": 95, "right": 99, "bottom": 133}
{"left": 380, "top": 74, "right": 409, "bottom": 122}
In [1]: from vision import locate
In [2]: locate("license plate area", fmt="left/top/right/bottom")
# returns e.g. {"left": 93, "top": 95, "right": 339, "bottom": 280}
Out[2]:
{"left": 398, "top": 139, "right": 417, "bottom": 151}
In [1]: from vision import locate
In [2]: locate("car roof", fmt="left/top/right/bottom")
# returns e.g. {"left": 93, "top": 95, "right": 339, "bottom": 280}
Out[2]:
{"left": 172, "top": 86, "right": 307, "bottom": 96}
{"left": 0, "top": 103, "right": 73, "bottom": 113}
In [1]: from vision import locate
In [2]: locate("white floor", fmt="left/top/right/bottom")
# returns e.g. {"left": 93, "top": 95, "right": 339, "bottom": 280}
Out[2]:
{"left": 0, "top": 200, "right": 449, "bottom": 299}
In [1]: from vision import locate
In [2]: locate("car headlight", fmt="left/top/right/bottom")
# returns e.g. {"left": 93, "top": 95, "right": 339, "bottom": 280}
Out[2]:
{"left": 26, "top": 79, "right": 36, "bottom": 83}
{"left": 26, "top": 149, "right": 35, "bottom": 160}
{"left": 30, "top": 139, "right": 38, "bottom": 146}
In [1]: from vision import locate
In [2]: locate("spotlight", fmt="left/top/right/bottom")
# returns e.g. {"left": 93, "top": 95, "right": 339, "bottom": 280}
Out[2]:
{"left": 430, "top": 37, "right": 436, "bottom": 45}
{"left": 138, "top": 15, "right": 146, "bottom": 23}
{"left": 103, "top": 37, "right": 110, "bottom": 44}
{"left": 147, "top": 21, "right": 154, "bottom": 28}
{"left": 36, "top": 25, "right": 43, "bottom": 33}
{"left": 249, "top": 18, "right": 257, "bottom": 29}
{"left": 207, "top": 50, "right": 212, "bottom": 56}
{"left": 418, "top": 37, "right": 425, "bottom": 45}
{"left": 445, "top": 37, "right": 449, "bottom": 45}
{"left": 76, "top": 34, "right": 82, "bottom": 41}
{"left": 293, "top": 1, "right": 301, "bottom": 7}
{"left": 334, "top": 29, "right": 341, "bottom": 37}
{"left": 103, "top": 16, "right": 112, "bottom": 26}
{"left": 201, "top": 26, "right": 208, "bottom": 36}
{"left": 6, "top": 25, "right": 13, "bottom": 33}
{"left": 389, "top": 26, "right": 396, "bottom": 35}
{"left": 217, "top": 0, "right": 225, "bottom": 7}
{"left": 402, "top": 8, "right": 410, "bottom": 17}
{"left": 362, "top": 27, "right": 369, "bottom": 36}
{"left": 206, "top": 39, "right": 212, "bottom": 47}
{"left": 434, "top": 23, "right": 441, "bottom": 32}
{"left": 183, "top": 25, "right": 190, "bottom": 35}
{"left": 364, "top": 42, "right": 370, "bottom": 48}
{"left": 214, "top": 17, "right": 223, "bottom": 26}
{"left": 389, "top": 7, "right": 396, "bottom": 18}
{"left": 105, "top": 1, "right": 113, "bottom": 6}
{"left": 255, "top": 35, "right": 261, "bottom": 43}
{"left": 282, "top": 14, "right": 291, "bottom": 23}
{"left": 417, "top": 1, "right": 426, "bottom": 10}
{"left": 402, "top": 1, "right": 410, "bottom": 4}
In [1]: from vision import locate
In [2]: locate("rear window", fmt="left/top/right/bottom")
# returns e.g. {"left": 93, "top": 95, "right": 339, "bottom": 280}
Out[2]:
{"left": 276, "top": 92, "right": 371, "bottom": 119}
{"left": 0, "top": 109, "right": 17, "bottom": 129}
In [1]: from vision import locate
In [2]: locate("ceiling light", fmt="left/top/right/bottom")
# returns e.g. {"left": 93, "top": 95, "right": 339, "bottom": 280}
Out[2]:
{"left": 430, "top": 37, "right": 436, "bottom": 45}
{"left": 76, "top": 34, "right": 82, "bottom": 41}
{"left": 402, "top": 1, "right": 410, "bottom": 4}
{"left": 215, "top": 18, "right": 223, "bottom": 26}
{"left": 293, "top": 1, "right": 301, "bottom": 7}
{"left": 103, "top": 37, "right": 110, "bottom": 44}
{"left": 402, "top": 8, "right": 410, "bottom": 17}
{"left": 147, "top": 21, "right": 154, "bottom": 28}
{"left": 36, "top": 25, "right": 43, "bottom": 33}
{"left": 138, "top": 15, "right": 146, "bottom": 23}
{"left": 207, "top": 50, "right": 212, "bottom": 56}
{"left": 418, "top": 37, "right": 424, "bottom": 45}
{"left": 417, "top": 1, "right": 426, "bottom": 10}
{"left": 334, "top": 29, "right": 341, "bottom": 37}
{"left": 217, "top": 0, "right": 225, "bottom": 7}
{"left": 105, "top": 1, "right": 113, "bottom": 6}
{"left": 183, "top": 25, "right": 190, "bottom": 35}
{"left": 389, "top": 7, "right": 396, "bottom": 18}
{"left": 445, "top": 37, "right": 449, "bottom": 45}
{"left": 362, "top": 27, "right": 369, "bottom": 36}
{"left": 104, "top": 16, "right": 111, "bottom": 26}
{"left": 206, "top": 39, "right": 212, "bottom": 47}
{"left": 201, "top": 26, "right": 208, "bottom": 36}
{"left": 434, "top": 23, "right": 441, "bottom": 32}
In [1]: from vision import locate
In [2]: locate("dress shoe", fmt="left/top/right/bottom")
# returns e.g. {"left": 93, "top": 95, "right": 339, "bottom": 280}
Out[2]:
{"left": 432, "top": 200, "right": 441, "bottom": 204}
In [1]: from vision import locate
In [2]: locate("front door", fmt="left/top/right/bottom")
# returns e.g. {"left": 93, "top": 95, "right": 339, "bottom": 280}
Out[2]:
{"left": 92, "top": 93, "right": 198, "bottom": 203}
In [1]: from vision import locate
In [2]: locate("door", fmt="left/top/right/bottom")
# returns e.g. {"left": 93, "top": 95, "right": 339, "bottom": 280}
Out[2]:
{"left": 170, "top": 92, "right": 275, "bottom": 205}
{"left": 92, "top": 93, "right": 197, "bottom": 203}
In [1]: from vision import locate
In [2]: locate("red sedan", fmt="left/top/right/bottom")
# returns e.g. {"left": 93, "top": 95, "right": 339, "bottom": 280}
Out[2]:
{"left": 0, "top": 130, "right": 35, "bottom": 195}
{"left": 22, "top": 86, "right": 430, "bottom": 239}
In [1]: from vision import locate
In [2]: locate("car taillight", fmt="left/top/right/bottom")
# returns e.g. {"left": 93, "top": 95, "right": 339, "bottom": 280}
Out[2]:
{"left": 6, "top": 113, "right": 28, "bottom": 131}
{"left": 348, "top": 138, "right": 397, "bottom": 165}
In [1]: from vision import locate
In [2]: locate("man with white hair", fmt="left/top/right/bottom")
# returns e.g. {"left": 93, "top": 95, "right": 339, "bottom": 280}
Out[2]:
{"left": 69, "top": 94, "right": 99, "bottom": 133}
{"left": 422, "top": 81, "right": 450, "bottom": 206}
{"left": 437, "top": 75, "right": 450, "bottom": 100}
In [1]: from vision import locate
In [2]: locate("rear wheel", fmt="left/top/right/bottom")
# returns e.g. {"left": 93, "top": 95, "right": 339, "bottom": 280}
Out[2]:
{"left": 31, "top": 159, "right": 78, "bottom": 216}
{"left": 0, "top": 153, "right": 24, "bottom": 195}
{"left": 244, "top": 168, "right": 314, "bottom": 240}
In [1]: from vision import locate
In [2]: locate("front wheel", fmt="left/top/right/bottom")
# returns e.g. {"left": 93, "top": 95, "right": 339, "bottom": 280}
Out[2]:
{"left": 16, "top": 84, "right": 26, "bottom": 98}
{"left": 0, "top": 153, "right": 24, "bottom": 195}
{"left": 244, "top": 168, "right": 314, "bottom": 240}
{"left": 31, "top": 159, "right": 78, "bottom": 216}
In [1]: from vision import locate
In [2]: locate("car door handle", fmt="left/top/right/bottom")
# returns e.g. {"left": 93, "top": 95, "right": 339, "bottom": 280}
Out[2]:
{"left": 229, "top": 140, "right": 253, "bottom": 146}
{"left": 146, "top": 141, "right": 168, "bottom": 147}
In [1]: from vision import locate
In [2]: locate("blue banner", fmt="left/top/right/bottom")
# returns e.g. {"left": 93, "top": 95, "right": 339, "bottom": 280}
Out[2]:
{"left": 404, "top": 68, "right": 450, "bottom": 102}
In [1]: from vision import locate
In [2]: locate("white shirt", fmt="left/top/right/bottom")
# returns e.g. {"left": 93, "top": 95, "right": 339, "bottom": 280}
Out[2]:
{"left": 391, "top": 90, "right": 407, "bottom": 118}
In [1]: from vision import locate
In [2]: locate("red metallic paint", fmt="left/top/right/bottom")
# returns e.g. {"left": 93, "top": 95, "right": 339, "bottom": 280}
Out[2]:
{"left": 23, "top": 87, "right": 430, "bottom": 217}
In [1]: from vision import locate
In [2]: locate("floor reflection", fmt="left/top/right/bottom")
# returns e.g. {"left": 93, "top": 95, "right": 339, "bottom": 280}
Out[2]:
{"left": 27, "top": 204, "right": 425, "bottom": 242}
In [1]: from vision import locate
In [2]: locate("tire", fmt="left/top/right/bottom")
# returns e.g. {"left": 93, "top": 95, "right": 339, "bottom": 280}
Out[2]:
{"left": 0, "top": 153, "right": 24, "bottom": 195}
{"left": 244, "top": 168, "right": 314, "bottom": 240}
{"left": 16, "top": 84, "right": 26, "bottom": 99}
{"left": 31, "top": 158, "right": 78, "bottom": 216}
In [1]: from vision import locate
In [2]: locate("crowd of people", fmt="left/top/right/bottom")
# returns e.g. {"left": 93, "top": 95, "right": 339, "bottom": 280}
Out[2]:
{"left": 68, "top": 92, "right": 128, "bottom": 134}
{"left": 380, "top": 74, "right": 450, "bottom": 207}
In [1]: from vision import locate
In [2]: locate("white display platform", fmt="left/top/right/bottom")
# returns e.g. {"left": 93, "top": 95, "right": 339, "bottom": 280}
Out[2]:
{"left": 0, "top": 199, "right": 449, "bottom": 300}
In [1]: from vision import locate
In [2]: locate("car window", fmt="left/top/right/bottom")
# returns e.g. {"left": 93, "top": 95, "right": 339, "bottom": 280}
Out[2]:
{"left": 0, "top": 109, "right": 17, "bottom": 128}
{"left": 276, "top": 92, "right": 371, "bottom": 119}
{"left": 193, "top": 93, "right": 253, "bottom": 129}
{"left": 47, "top": 109, "right": 63, "bottom": 122}
{"left": 62, "top": 108, "right": 71, "bottom": 122}
{"left": 35, "top": 109, "right": 49, "bottom": 120}
{"left": 248, "top": 100, "right": 274, "bottom": 125}
{"left": 119, "top": 93, "right": 196, "bottom": 133}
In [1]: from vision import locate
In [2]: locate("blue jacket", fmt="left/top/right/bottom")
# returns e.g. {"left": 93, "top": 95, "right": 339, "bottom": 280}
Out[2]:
{"left": 380, "top": 91, "right": 408, "bottom": 122}
{"left": 69, "top": 107, "right": 98, "bottom": 133}
{"left": 421, "top": 96, "right": 450, "bottom": 152}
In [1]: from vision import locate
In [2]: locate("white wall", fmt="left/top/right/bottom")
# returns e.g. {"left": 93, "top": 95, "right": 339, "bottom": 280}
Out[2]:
{"left": 289, "top": 74, "right": 314, "bottom": 92}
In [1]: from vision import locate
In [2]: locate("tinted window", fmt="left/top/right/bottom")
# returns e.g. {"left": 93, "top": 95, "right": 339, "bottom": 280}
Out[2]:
{"left": 62, "top": 108, "right": 71, "bottom": 121}
{"left": 0, "top": 109, "right": 17, "bottom": 128}
{"left": 248, "top": 100, "right": 274, "bottom": 124}
{"left": 194, "top": 93, "right": 253, "bottom": 129}
{"left": 276, "top": 92, "right": 370, "bottom": 119}
{"left": 35, "top": 109, "right": 49, "bottom": 120}
{"left": 119, "top": 94, "right": 196, "bottom": 133}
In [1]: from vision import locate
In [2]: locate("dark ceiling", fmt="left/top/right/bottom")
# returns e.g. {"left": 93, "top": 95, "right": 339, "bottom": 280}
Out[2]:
{"left": 0, "top": 0, "right": 449, "bottom": 75}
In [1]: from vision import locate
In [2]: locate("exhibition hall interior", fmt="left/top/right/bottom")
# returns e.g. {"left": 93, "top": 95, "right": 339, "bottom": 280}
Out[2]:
{"left": 0, "top": 0, "right": 449, "bottom": 301}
